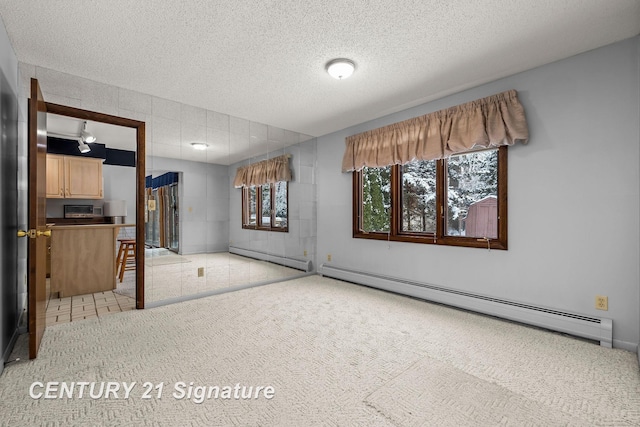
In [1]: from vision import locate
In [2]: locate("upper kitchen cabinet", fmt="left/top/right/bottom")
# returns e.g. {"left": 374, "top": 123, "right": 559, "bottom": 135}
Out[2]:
{"left": 65, "top": 156, "right": 103, "bottom": 199}
{"left": 46, "top": 154, "right": 65, "bottom": 198}
{"left": 46, "top": 154, "right": 104, "bottom": 199}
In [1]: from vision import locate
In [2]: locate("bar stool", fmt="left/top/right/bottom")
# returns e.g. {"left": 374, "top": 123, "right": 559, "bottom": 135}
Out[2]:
{"left": 116, "top": 239, "right": 136, "bottom": 282}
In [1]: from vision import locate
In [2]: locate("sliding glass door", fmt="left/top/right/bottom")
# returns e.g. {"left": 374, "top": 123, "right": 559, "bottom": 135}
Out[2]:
{"left": 144, "top": 172, "right": 180, "bottom": 253}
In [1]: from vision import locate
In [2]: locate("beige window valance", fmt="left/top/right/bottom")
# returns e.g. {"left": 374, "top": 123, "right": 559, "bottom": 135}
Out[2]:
{"left": 342, "top": 90, "right": 529, "bottom": 172}
{"left": 233, "top": 154, "right": 292, "bottom": 188}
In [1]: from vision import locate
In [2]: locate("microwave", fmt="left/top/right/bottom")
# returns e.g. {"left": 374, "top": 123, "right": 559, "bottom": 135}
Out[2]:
{"left": 64, "top": 205, "right": 103, "bottom": 218}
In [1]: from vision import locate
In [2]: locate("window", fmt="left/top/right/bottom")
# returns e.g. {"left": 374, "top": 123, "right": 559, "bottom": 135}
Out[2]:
{"left": 353, "top": 146, "right": 507, "bottom": 249}
{"left": 242, "top": 182, "right": 288, "bottom": 231}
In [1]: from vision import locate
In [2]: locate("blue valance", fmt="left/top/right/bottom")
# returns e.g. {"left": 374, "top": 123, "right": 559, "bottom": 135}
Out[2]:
{"left": 145, "top": 172, "right": 179, "bottom": 189}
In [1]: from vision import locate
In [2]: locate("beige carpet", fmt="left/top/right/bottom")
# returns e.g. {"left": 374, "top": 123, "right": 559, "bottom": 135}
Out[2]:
{"left": 1, "top": 275, "right": 638, "bottom": 426}
{"left": 114, "top": 252, "right": 305, "bottom": 302}
{"left": 366, "top": 357, "right": 591, "bottom": 426}
{"left": 144, "top": 252, "right": 305, "bottom": 303}
{"left": 144, "top": 253, "right": 191, "bottom": 267}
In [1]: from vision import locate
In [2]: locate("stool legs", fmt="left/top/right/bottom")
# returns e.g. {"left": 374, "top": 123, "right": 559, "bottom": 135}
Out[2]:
{"left": 116, "top": 240, "right": 136, "bottom": 283}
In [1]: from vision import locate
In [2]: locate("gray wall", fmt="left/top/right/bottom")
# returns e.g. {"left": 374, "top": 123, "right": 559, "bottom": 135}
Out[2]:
{"left": 317, "top": 36, "right": 640, "bottom": 350}
{"left": 229, "top": 137, "right": 317, "bottom": 266}
{"left": 148, "top": 156, "right": 229, "bottom": 254}
{"left": 0, "top": 16, "right": 24, "bottom": 372}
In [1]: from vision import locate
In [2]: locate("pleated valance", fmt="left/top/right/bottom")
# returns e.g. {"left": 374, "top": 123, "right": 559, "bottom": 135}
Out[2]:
{"left": 342, "top": 90, "right": 529, "bottom": 172}
{"left": 233, "top": 154, "right": 292, "bottom": 188}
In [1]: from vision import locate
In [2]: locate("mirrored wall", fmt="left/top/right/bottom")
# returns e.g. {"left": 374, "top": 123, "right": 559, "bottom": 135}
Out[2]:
{"left": 20, "top": 64, "right": 317, "bottom": 310}
{"left": 144, "top": 102, "right": 317, "bottom": 305}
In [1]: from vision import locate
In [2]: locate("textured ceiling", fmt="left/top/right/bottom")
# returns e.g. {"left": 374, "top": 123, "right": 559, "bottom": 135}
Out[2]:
{"left": 1, "top": 1, "right": 639, "bottom": 138}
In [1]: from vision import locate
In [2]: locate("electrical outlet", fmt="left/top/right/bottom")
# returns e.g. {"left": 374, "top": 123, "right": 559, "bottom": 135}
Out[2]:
{"left": 197, "top": 267, "right": 204, "bottom": 277}
{"left": 327, "top": 254, "right": 332, "bottom": 262}
{"left": 304, "top": 250, "right": 307, "bottom": 257}
{"left": 595, "top": 295, "right": 608, "bottom": 311}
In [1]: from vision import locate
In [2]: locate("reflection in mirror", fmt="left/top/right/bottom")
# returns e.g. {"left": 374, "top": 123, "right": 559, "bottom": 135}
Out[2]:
{"left": 144, "top": 99, "right": 317, "bottom": 306}
{"left": 144, "top": 171, "right": 180, "bottom": 253}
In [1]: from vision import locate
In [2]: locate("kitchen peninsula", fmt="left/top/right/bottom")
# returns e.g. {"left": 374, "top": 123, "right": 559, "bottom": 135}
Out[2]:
{"left": 49, "top": 223, "right": 135, "bottom": 297}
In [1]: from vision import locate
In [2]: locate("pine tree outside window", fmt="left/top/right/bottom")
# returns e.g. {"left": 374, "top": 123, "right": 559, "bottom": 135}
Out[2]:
{"left": 353, "top": 147, "right": 507, "bottom": 249}
{"left": 242, "top": 182, "right": 288, "bottom": 232}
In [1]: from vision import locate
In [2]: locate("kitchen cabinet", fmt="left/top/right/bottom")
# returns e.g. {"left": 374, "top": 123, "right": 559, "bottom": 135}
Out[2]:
{"left": 46, "top": 154, "right": 104, "bottom": 199}
{"left": 46, "top": 154, "right": 65, "bottom": 198}
{"left": 50, "top": 223, "right": 135, "bottom": 297}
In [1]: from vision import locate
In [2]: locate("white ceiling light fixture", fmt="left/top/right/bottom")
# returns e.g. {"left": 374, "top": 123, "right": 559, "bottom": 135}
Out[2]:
{"left": 81, "top": 121, "right": 96, "bottom": 143}
{"left": 191, "top": 142, "right": 209, "bottom": 150}
{"left": 326, "top": 58, "right": 355, "bottom": 80}
{"left": 78, "top": 141, "right": 91, "bottom": 153}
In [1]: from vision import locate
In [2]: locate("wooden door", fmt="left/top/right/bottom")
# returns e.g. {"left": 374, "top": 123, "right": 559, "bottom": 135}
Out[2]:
{"left": 28, "top": 78, "right": 48, "bottom": 359}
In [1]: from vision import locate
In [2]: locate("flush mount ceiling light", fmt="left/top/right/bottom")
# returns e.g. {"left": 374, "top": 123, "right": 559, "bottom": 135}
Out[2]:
{"left": 191, "top": 142, "right": 209, "bottom": 150}
{"left": 78, "top": 141, "right": 91, "bottom": 153}
{"left": 81, "top": 121, "right": 96, "bottom": 143}
{"left": 326, "top": 58, "right": 355, "bottom": 80}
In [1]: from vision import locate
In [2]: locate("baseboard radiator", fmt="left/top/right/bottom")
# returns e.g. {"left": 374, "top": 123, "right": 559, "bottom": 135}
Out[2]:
{"left": 229, "top": 246, "right": 312, "bottom": 272}
{"left": 320, "top": 264, "right": 613, "bottom": 348}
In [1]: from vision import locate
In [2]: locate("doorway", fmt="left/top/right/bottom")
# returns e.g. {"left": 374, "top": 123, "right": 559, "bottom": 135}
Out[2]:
{"left": 44, "top": 103, "right": 146, "bottom": 309}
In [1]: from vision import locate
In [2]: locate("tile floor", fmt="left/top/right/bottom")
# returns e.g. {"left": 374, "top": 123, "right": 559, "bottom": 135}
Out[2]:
{"left": 46, "top": 290, "right": 136, "bottom": 326}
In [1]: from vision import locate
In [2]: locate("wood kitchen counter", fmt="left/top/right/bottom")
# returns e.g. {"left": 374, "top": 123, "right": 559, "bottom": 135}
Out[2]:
{"left": 50, "top": 224, "right": 135, "bottom": 297}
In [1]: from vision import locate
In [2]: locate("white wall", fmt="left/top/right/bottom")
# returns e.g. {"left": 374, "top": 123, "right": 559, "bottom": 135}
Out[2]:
{"left": 102, "top": 164, "right": 137, "bottom": 224}
{"left": 317, "top": 36, "right": 640, "bottom": 350}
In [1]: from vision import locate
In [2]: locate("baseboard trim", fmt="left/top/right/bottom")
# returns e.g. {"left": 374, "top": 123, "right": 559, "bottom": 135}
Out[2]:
{"left": 612, "top": 339, "right": 638, "bottom": 353}
{"left": 229, "top": 246, "right": 312, "bottom": 272}
{"left": 1, "top": 326, "right": 23, "bottom": 376}
{"left": 320, "top": 263, "right": 614, "bottom": 348}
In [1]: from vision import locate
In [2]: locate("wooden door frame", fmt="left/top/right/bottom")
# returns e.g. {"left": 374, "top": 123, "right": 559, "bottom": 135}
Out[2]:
{"left": 28, "top": 79, "right": 48, "bottom": 359}
{"left": 45, "top": 103, "right": 146, "bottom": 308}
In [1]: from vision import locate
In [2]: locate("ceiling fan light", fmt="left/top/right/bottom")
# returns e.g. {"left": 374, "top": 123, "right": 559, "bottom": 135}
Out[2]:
{"left": 326, "top": 59, "right": 355, "bottom": 80}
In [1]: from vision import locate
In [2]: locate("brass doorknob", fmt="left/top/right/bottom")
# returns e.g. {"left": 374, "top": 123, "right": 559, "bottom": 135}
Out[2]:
{"left": 17, "top": 229, "right": 49, "bottom": 238}
{"left": 17, "top": 229, "right": 36, "bottom": 238}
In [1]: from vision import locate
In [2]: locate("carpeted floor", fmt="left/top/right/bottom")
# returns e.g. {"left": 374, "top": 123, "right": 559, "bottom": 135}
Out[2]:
{"left": 1, "top": 275, "right": 638, "bottom": 426}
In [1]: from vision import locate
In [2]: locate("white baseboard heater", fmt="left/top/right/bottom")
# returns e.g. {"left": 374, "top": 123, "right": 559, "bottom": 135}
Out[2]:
{"left": 320, "top": 264, "right": 613, "bottom": 348}
{"left": 229, "top": 246, "right": 312, "bottom": 272}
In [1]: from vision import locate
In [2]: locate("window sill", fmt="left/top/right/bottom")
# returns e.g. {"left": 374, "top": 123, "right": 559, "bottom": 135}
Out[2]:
{"left": 353, "top": 231, "right": 506, "bottom": 250}
{"left": 242, "top": 225, "right": 289, "bottom": 233}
